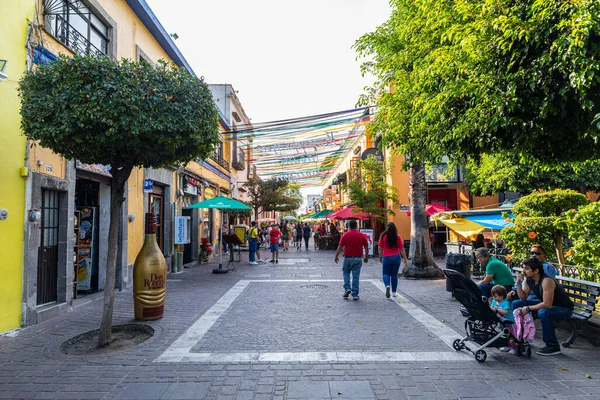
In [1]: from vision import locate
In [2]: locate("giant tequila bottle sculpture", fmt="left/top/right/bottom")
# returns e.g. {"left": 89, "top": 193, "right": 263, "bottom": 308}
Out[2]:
{"left": 133, "top": 213, "right": 167, "bottom": 320}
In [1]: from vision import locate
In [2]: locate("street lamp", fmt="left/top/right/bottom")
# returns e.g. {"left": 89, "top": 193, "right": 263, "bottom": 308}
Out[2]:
{"left": 0, "top": 60, "right": 7, "bottom": 82}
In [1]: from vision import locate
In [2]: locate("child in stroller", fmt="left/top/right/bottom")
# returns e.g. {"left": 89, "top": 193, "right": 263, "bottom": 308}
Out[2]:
{"left": 444, "top": 269, "right": 532, "bottom": 362}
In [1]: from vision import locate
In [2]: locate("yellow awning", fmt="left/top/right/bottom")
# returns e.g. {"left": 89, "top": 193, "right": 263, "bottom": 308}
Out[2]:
{"left": 438, "top": 218, "right": 485, "bottom": 239}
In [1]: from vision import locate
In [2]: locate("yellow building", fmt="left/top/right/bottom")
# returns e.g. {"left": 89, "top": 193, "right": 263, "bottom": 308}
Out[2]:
{"left": 0, "top": 0, "right": 36, "bottom": 332}
{"left": 12, "top": 0, "right": 230, "bottom": 328}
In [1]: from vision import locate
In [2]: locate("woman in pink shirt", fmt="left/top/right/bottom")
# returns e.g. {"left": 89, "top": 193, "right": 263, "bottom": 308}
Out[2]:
{"left": 378, "top": 222, "right": 408, "bottom": 298}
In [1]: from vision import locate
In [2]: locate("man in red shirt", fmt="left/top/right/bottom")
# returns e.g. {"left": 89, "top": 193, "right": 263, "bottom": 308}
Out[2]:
{"left": 269, "top": 223, "right": 282, "bottom": 264}
{"left": 334, "top": 219, "right": 369, "bottom": 300}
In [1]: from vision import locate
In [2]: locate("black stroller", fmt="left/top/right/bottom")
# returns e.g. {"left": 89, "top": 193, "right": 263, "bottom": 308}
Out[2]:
{"left": 444, "top": 269, "right": 532, "bottom": 362}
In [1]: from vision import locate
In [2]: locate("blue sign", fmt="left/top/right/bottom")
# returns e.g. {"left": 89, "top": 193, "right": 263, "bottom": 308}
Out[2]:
{"left": 144, "top": 179, "right": 153, "bottom": 193}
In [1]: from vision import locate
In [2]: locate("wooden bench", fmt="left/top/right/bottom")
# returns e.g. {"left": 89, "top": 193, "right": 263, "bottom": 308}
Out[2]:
{"left": 511, "top": 267, "right": 600, "bottom": 347}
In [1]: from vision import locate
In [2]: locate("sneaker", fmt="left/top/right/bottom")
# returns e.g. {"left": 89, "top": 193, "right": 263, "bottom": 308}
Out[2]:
{"left": 269, "top": 259, "right": 275, "bottom": 263}
{"left": 536, "top": 346, "right": 561, "bottom": 356}
{"left": 391, "top": 292, "right": 398, "bottom": 297}
{"left": 385, "top": 286, "right": 391, "bottom": 298}
{"left": 499, "top": 347, "right": 511, "bottom": 352}
{"left": 509, "top": 348, "right": 518, "bottom": 355}
{"left": 275, "top": 260, "right": 278, "bottom": 264}
{"left": 343, "top": 290, "right": 351, "bottom": 298}
{"left": 258, "top": 259, "right": 266, "bottom": 263}
{"left": 249, "top": 261, "right": 258, "bottom": 265}
{"left": 352, "top": 296, "right": 360, "bottom": 300}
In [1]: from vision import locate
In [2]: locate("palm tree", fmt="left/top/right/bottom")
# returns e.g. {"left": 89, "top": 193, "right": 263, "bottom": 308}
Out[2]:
{"left": 403, "top": 163, "right": 444, "bottom": 279}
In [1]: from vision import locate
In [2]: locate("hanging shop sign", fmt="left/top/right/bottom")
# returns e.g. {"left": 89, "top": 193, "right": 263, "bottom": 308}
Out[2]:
{"left": 143, "top": 179, "right": 153, "bottom": 193}
{"left": 183, "top": 176, "right": 201, "bottom": 196}
{"left": 361, "top": 148, "right": 384, "bottom": 162}
{"left": 76, "top": 160, "right": 112, "bottom": 176}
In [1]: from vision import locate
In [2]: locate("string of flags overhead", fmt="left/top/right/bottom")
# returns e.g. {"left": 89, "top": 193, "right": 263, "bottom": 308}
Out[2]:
{"left": 225, "top": 108, "right": 371, "bottom": 187}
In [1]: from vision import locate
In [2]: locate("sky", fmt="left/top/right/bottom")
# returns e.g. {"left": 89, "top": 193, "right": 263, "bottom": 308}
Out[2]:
{"left": 146, "top": 0, "right": 391, "bottom": 198}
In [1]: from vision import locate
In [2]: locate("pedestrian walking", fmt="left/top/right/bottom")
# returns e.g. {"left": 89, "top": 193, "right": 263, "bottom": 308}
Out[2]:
{"left": 302, "top": 222, "right": 312, "bottom": 250}
{"left": 378, "top": 222, "right": 408, "bottom": 298}
{"left": 334, "top": 220, "right": 369, "bottom": 300}
{"left": 269, "top": 223, "right": 281, "bottom": 263}
{"left": 247, "top": 221, "right": 259, "bottom": 264}
{"left": 221, "top": 224, "right": 229, "bottom": 255}
{"left": 295, "top": 223, "right": 303, "bottom": 250}
{"left": 281, "top": 222, "right": 290, "bottom": 251}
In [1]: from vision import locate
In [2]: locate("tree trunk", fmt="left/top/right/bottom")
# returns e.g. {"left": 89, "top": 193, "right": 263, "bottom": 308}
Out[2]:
{"left": 98, "top": 165, "right": 133, "bottom": 348}
{"left": 402, "top": 163, "right": 444, "bottom": 279}
{"left": 554, "top": 232, "right": 566, "bottom": 276}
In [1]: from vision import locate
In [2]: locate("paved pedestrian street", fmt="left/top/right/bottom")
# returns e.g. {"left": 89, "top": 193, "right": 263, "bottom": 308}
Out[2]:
{"left": 1, "top": 247, "right": 599, "bottom": 400}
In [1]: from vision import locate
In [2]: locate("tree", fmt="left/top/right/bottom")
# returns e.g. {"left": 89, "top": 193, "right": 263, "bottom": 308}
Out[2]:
{"left": 499, "top": 189, "right": 589, "bottom": 272}
{"left": 355, "top": 0, "right": 600, "bottom": 167}
{"left": 346, "top": 155, "right": 398, "bottom": 222}
{"left": 466, "top": 153, "right": 600, "bottom": 196}
{"left": 19, "top": 55, "right": 219, "bottom": 347}
{"left": 559, "top": 202, "right": 600, "bottom": 280}
{"left": 354, "top": 0, "right": 600, "bottom": 278}
{"left": 243, "top": 178, "right": 302, "bottom": 220}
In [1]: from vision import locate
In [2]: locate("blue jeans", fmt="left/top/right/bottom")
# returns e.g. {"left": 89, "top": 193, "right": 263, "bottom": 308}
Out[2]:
{"left": 248, "top": 238, "right": 257, "bottom": 262}
{"left": 512, "top": 300, "right": 572, "bottom": 348}
{"left": 343, "top": 257, "right": 362, "bottom": 297}
{"left": 382, "top": 254, "right": 401, "bottom": 292}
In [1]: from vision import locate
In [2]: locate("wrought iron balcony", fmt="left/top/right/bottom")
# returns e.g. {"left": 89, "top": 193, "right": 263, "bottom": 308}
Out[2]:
{"left": 45, "top": 14, "right": 106, "bottom": 57}
{"left": 212, "top": 153, "right": 230, "bottom": 171}
{"left": 232, "top": 149, "right": 246, "bottom": 171}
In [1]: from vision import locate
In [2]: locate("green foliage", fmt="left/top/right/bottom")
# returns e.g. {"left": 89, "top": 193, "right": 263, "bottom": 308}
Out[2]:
{"left": 355, "top": 0, "right": 600, "bottom": 166}
{"left": 243, "top": 178, "right": 302, "bottom": 218}
{"left": 500, "top": 217, "right": 557, "bottom": 262}
{"left": 500, "top": 189, "right": 589, "bottom": 263}
{"left": 512, "top": 189, "right": 589, "bottom": 217}
{"left": 19, "top": 55, "right": 219, "bottom": 170}
{"left": 559, "top": 202, "right": 600, "bottom": 269}
{"left": 345, "top": 155, "right": 398, "bottom": 221}
{"left": 466, "top": 153, "right": 600, "bottom": 196}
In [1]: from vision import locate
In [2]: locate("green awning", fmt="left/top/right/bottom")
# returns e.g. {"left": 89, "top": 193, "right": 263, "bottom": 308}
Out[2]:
{"left": 187, "top": 196, "right": 251, "bottom": 210}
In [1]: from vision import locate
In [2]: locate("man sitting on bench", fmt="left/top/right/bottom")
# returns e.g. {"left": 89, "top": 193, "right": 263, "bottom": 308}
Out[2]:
{"left": 512, "top": 257, "right": 573, "bottom": 356}
{"left": 475, "top": 248, "right": 514, "bottom": 298}
{"left": 508, "top": 244, "right": 557, "bottom": 301}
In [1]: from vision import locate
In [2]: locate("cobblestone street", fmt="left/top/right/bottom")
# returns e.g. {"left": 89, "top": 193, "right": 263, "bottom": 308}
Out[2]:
{"left": 1, "top": 245, "right": 599, "bottom": 399}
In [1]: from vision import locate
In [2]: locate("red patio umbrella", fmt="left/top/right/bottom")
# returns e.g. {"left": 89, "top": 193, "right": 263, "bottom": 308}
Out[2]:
{"left": 406, "top": 202, "right": 452, "bottom": 217}
{"left": 329, "top": 205, "right": 371, "bottom": 220}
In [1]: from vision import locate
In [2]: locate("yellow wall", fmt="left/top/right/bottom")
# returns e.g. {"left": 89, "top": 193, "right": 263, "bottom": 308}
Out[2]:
{"left": 472, "top": 194, "right": 499, "bottom": 210}
{"left": 387, "top": 154, "right": 411, "bottom": 240}
{"left": 127, "top": 167, "right": 144, "bottom": 264}
{"left": 0, "top": 0, "right": 35, "bottom": 332}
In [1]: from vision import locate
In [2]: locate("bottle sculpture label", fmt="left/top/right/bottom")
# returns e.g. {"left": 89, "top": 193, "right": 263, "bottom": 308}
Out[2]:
{"left": 133, "top": 213, "right": 167, "bottom": 320}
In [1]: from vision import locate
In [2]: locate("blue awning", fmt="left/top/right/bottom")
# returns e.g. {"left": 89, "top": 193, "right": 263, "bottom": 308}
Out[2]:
{"left": 464, "top": 213, "right": 514, "bottom": 230}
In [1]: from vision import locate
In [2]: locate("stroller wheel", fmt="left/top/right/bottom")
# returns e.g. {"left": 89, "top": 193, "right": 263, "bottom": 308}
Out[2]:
{"left": 525, "top": 346, "right": 532, "bottom": 358}
{"left": 453, "top": 339, "right": 462, "bottom": 351}
{"left": 475, "top": 350, "right": 487, "bottom": 363}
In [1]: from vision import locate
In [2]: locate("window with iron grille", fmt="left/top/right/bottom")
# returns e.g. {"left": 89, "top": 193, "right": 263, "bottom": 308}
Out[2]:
{"left": 43, "top": 0, "right": 109, "bottom": 57}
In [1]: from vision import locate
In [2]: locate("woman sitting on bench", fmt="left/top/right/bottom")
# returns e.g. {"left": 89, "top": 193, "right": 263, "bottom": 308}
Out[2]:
{"left": 512, "top": 257, "right": 573, "bottom": 356}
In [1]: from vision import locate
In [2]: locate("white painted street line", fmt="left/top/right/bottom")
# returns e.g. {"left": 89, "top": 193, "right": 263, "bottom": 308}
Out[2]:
{"left": 155, "top": 279, "right": 470, "bottom": 363}
{"left": 370, "top": 280, "right": 464, "bottom": 349}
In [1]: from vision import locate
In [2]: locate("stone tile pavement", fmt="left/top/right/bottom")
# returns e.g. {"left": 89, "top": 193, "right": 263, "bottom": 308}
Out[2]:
{"left": 1, "top": 243, "right": 599, "bottom": 399}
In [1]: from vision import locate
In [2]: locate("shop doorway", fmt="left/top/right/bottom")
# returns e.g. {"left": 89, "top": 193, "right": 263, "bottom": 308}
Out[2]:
{"left": 37, "top": 189, "right": 60, "bottom": 305}
{"left": 149, "top": 188, "right": 164, "bottom": 251}
{"left": 182, "top": 208, "right": 194, "bottom": 264}
{"left": 75, "top": 179, "right": 100, "bottom": 294}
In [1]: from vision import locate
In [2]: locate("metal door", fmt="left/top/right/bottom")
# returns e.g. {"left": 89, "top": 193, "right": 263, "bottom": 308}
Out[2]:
{"left": 37, "top": 190, "right": 59, "bottom": 305}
